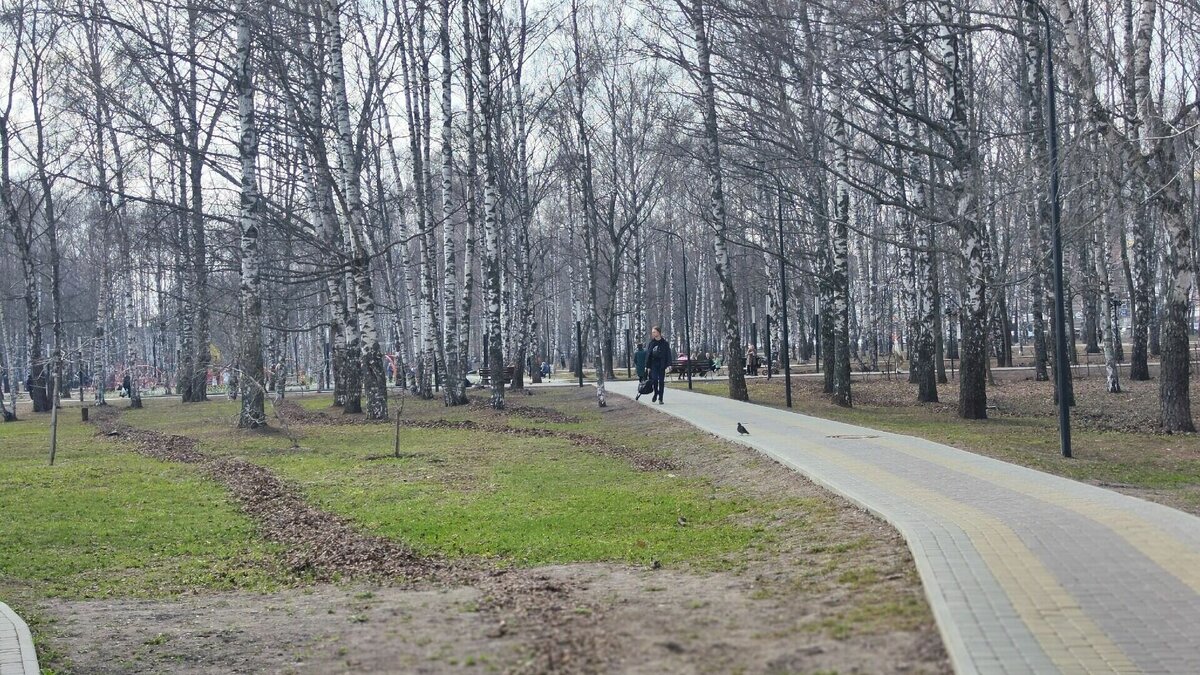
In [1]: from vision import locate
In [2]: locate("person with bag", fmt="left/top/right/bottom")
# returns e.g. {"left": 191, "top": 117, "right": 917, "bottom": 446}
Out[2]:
{"left": 645, "top": 326, "right": 672, "bottom": 404}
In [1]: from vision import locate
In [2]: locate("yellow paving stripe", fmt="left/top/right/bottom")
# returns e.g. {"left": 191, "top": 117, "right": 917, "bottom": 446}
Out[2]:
{"left": 778, "top": 430, "right": 1139, "bottom": 674}
{"left": 871, "top": 435, "right": 1200, "bottom": 597}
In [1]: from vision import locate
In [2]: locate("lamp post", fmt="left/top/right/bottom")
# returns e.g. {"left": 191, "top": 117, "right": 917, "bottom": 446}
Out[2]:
{"left": 625, "top": 327, "right": 631, "bottom": 379}
{"left": 576, "top": 320, "right": 584, "bottom": 387}
{"left": 1030, "top": 0, "right": 1072, "bottom": 458}
{"left": 681, "top": 242, "right": 693, "bottom": 391}
{"left": 775, "top": 177, "right": 794, "bottom": 407}
{"left": 654, "top": 226, "right": 693, "bottom": 390}
{"left": 765, "top": 314, "right": 773, "bottom": 379}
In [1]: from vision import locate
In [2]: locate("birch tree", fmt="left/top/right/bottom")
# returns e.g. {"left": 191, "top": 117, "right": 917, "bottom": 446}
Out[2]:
{"left": 235, "top": 1, "right": 265, "bottom": 428}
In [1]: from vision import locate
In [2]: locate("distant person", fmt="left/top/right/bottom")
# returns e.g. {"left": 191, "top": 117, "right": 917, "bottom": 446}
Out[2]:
{"left": 540, "top": 361, "right": 551, "bottom": 380}
{"left": 747, "top": 346, "right": 759, "bottom": 376}
{"left": 634, "top": 343, "right": 648, "bottom": 381}
{"left": 646, "top": 327, "right": 672, "bottom": 404}
{"left": 634, "top": 343, "right": 649, "bottom": 400}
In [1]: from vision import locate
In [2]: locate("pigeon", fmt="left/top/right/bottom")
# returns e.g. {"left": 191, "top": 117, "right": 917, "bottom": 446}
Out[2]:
{"left": 737, "top": 423, "right": 749, "bottom": 435}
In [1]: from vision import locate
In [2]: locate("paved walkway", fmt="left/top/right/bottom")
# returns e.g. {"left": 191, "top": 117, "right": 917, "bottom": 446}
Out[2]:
{"left": 610, "top": 381, "right": 1200, "bottom": 674}
{"left": 0, "top": 602, "right": 38, "bottom": 675}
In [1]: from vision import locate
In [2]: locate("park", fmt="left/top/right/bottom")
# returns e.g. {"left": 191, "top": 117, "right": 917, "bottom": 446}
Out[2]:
{"left": 3, "top": 0, "right": 1200, "bottom": 671}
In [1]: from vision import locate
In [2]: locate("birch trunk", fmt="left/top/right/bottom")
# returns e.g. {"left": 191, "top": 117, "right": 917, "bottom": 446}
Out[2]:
{"left": 688, "top": 0, "right": 747, "bottom": 402}
{"left": 1096, "top": 220, "right": 1122, "bottom": 392}
{"left": 439, "top": 0, "right": 465, "bottom": 405}
{"left": 831, "top": 112, "right": 852, "bottom": 407}
{"left": 941, "top": 0, "right": 987, "bottom": 419}
{"left": 1022, "top": 0, "right": 1051, "bottom": 382}
{"left": 901, "top": 30, "right": 937, "bottom": 402}
{"left": 478, "top": 0, "right": 505, "bottom": 409}
{"left": 236, "top": 6, "right": 265, "bottom": 428}
{"left": 457, "top": 0, "right": 477, "bottom": 396}
{"left": 324, "top": 0, "right": 388, "bottom": 419}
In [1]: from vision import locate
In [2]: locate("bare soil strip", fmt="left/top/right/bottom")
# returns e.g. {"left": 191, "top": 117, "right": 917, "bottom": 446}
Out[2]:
{"left": 275, "top": 399, "right": 675, "bottom": 472}
{"left": 89, "top": 406, "right": 608, "bottom": 673}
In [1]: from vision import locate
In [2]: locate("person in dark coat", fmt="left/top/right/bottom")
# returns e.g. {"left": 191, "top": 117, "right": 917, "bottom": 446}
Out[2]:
{"left": 645, "top": 327, "right": 672, "bottom": 404}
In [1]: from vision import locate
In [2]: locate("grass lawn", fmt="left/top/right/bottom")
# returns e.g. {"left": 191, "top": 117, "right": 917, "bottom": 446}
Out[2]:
{"left": 0, "top": 405, "right": 282, "bottom": 600}
{"left": 122, "top": 393, "right": 788, "bottom": 568}
{"left": 0, "top": 402, "right": 286, "bottom": 672}
{"left": 2, "top": 387, "right": 947, "bottom": 673}
{"left": 674, "top": 375, "right": 1200, "bottom": 514}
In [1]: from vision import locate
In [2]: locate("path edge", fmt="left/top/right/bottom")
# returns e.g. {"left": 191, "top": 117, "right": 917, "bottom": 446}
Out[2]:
{"left": 608, "top": 385, "right": 976, "bottom": 675}
{"left": 0, "top": 601, "right": 40, "bottom": 674}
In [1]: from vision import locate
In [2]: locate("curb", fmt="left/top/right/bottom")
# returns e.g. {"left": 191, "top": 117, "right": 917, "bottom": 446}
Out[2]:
{"left": 0, "top": 601, "right": 40, "bottom": 675}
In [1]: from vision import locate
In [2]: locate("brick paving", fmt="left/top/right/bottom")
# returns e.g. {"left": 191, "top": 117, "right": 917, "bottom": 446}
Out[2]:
{"left": 612, "top": 381, "right": 1200, "bottom": 674}
{"left": 0, "top": 602, "right": 37, "bottom": 675}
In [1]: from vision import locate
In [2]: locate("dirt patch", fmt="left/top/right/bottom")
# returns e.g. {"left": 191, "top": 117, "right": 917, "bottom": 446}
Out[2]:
{"left": 486, "top": 424, "right": 677, "bottom": 472}
{"left": 41, "top": 560, "right": 941, "bottom": 675}
{"left": 471, "top": 400, "right": 584, "bottom": 424}
{"left": 276, "top": 398, "right": 674, "bottom": 472}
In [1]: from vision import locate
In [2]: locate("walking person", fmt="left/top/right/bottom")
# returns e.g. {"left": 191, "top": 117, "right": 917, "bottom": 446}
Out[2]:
{"left": 646, "top": 326, "right": 672, "bottom": 404}
{"left": 634, "top": 342, "right": 648, "bottom": 400}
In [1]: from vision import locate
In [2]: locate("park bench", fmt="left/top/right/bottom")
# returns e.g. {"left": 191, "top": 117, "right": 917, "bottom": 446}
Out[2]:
{"left": 479, "top": 365, "right": 516, "bottom": 386}
{"left": 669, "top": 359, "right": 712, "bottom": 378}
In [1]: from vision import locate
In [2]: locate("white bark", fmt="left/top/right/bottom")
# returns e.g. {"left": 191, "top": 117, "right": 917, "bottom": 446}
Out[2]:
{"left": 323, "top": 0, "right": 387, "bottom": 419}
{"left": 477, "top": 0, "right": 505, "bottom": 409}
{"left": 236, "top": 6, "right": 265, "bottom": 428}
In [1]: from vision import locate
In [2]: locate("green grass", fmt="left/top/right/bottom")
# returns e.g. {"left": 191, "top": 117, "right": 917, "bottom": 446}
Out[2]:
{"left": 677, "top": 378, "right": 1200, "bottom": 513}
{"left": 1, "top": 388, "right": 939, "bottom": 667}
{"left": 0, "top": 405, "right": 283, "bottom": 600}
{"left": 121, "top": 394, "right": 780, "bottom": 568}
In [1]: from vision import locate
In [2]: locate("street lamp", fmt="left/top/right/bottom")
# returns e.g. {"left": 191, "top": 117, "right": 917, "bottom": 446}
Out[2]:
{"left": 776, "top": 177, "right": 794, "bottom": 408}
{"left": 1029, "top": 0, "right": 1072, "bottom": 458}
{"left": 654, "top": 226, "right": 693, "bottom": 390}
{"left": 625, "top": 326, "right": 631, "bottom": 379}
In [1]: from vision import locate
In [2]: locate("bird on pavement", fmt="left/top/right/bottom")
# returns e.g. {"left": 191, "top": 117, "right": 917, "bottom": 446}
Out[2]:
{"left": 737, "top": 423, "right": 749, "bottom": 435}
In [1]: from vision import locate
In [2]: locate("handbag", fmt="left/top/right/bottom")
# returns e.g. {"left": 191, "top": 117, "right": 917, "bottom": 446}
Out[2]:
{"left": 638, "top": 379, "right": 654, "bottom": 395}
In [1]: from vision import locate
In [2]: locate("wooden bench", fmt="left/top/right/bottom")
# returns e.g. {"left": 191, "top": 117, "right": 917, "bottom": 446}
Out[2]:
{"left": 668, "top": 359, "right": 711, "bottom": 378}
{"left": 479, "top": 365, "right": 516, "bottom": 386}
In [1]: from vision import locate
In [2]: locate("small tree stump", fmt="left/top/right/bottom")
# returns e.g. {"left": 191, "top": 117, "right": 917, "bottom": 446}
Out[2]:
{"left": 81, "top": 407, "right": 89, "bottom": 422}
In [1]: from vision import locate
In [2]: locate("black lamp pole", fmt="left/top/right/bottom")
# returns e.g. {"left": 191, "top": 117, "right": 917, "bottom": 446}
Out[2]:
{"left": 655, "top": 226, "right": 694, "bottom": 390}
{"left": 682, "top": 243, "right": 693, "bottom": 390}
{"left": 576, "top": 320, "right": 584, "bottom": 388}
{"left": 625, "top": 327, "right": 631, "bottom": 379}
{"left": 1034, "top": 0, "right": 1072, "bottom": 459}
{"left": 777, "top": 178, "right": 794, "bottom": 408}
{"left": 765, "top": 314, "right": 773, "bottom": 379}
